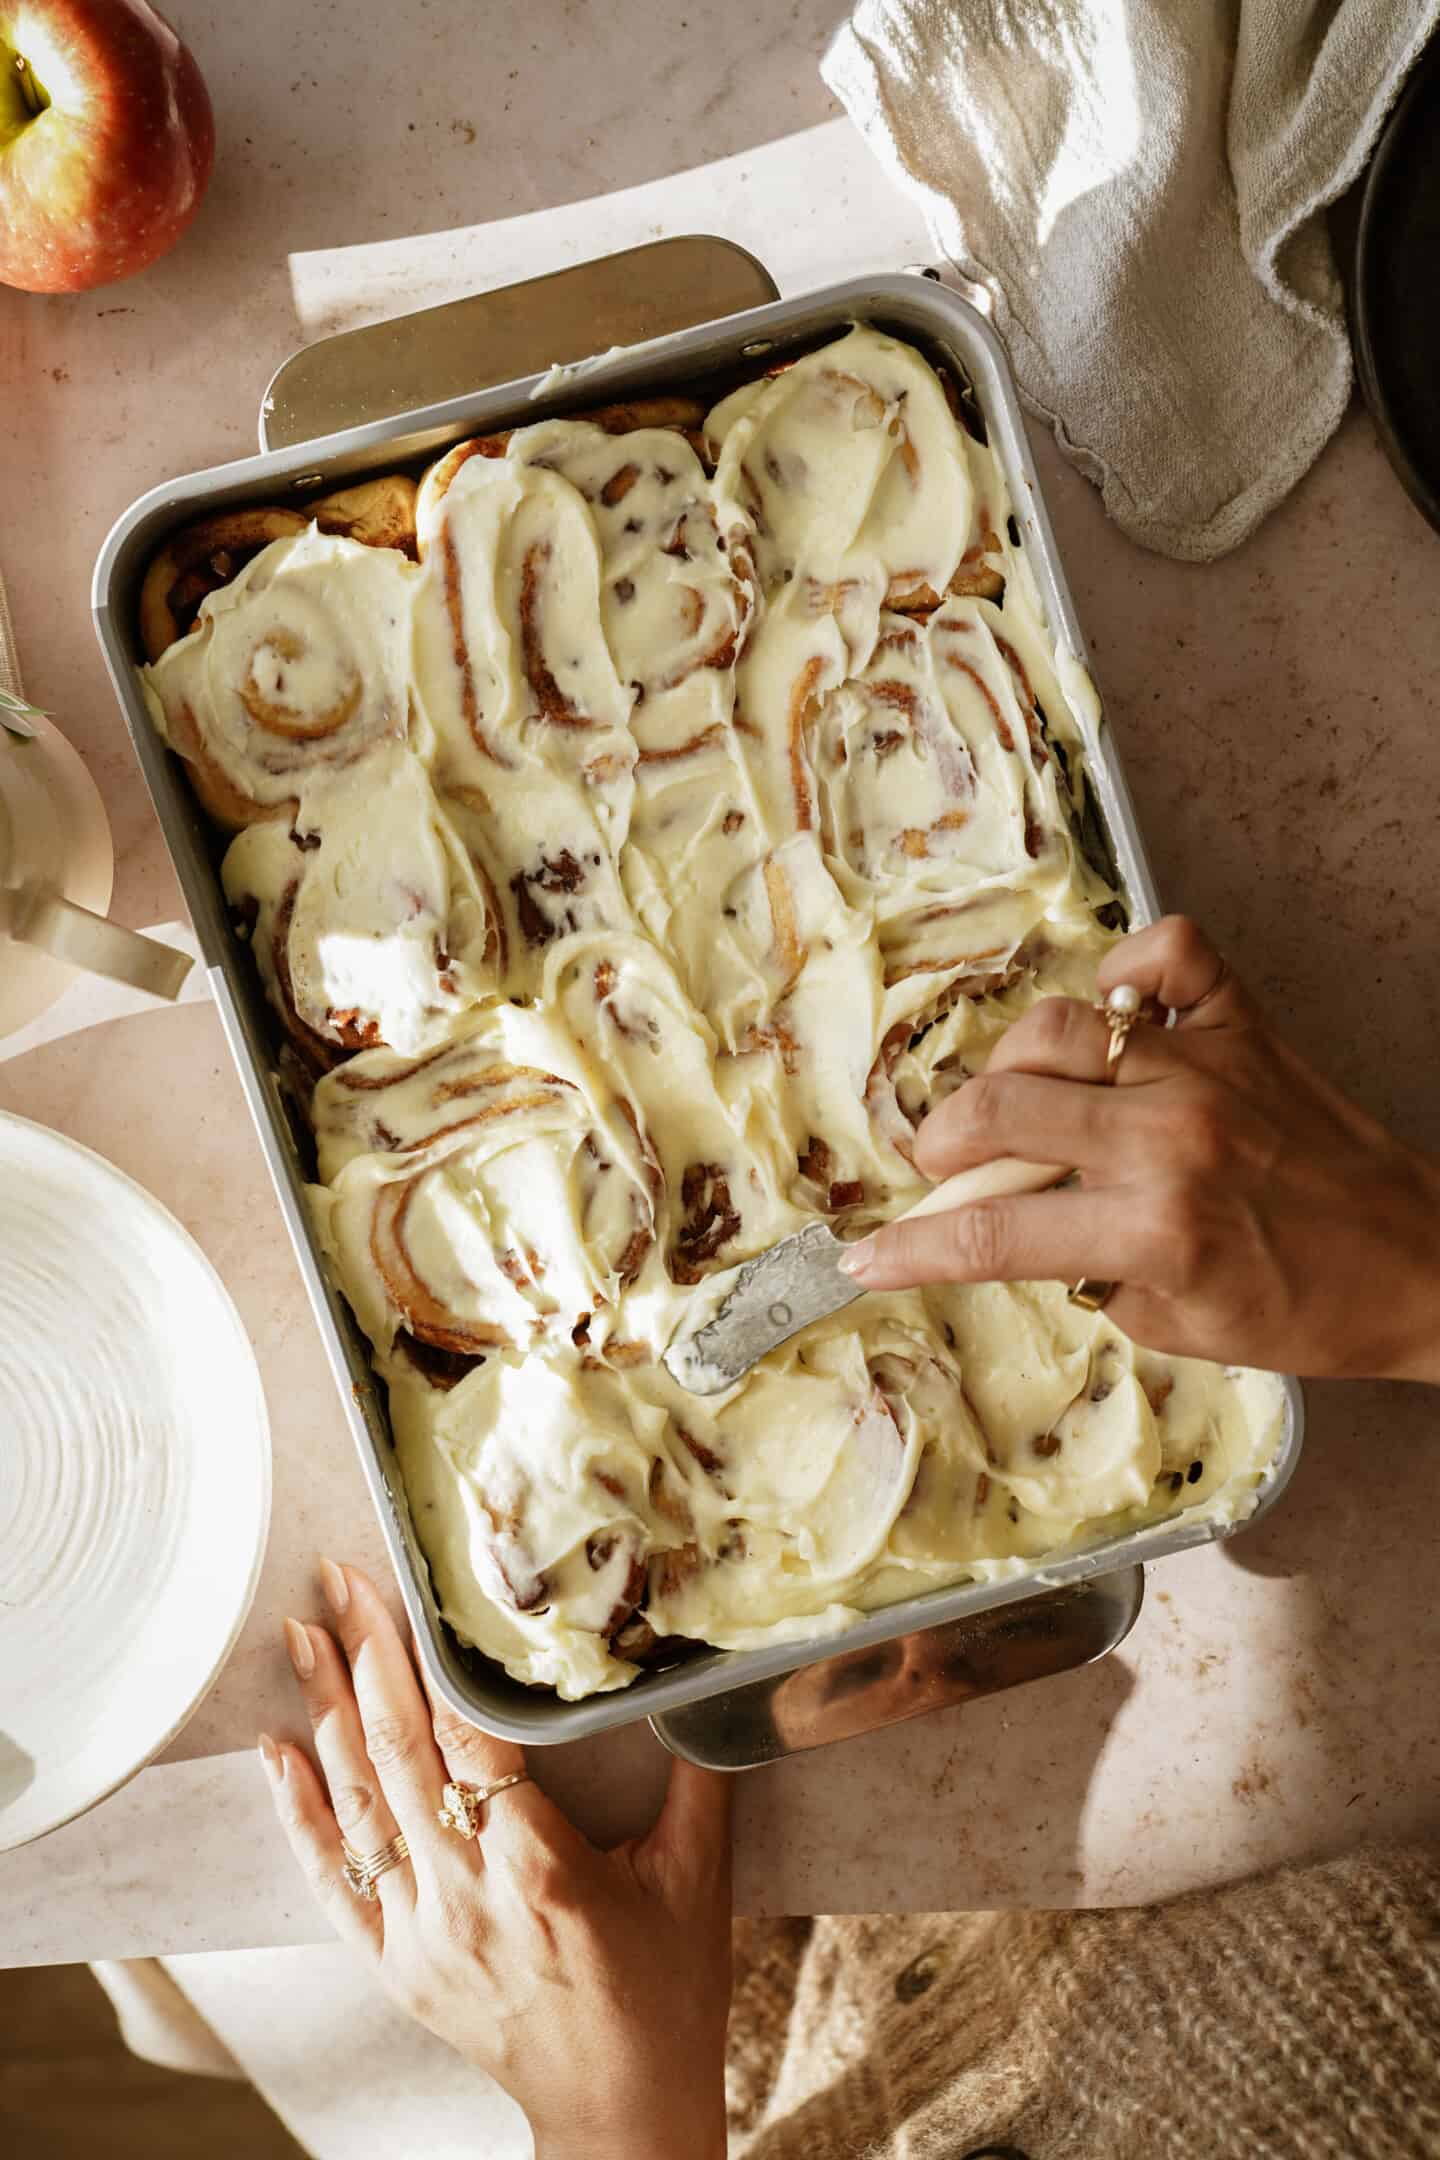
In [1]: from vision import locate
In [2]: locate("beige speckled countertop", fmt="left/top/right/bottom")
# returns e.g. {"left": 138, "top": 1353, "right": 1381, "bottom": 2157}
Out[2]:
{"left": 1, "top": 0, "right": 1438, "bottom": 1968}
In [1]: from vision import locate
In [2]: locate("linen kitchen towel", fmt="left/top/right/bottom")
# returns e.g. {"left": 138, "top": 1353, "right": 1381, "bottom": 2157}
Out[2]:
{"left": 824, "top": 0, "right": 1440, "bottom": 558}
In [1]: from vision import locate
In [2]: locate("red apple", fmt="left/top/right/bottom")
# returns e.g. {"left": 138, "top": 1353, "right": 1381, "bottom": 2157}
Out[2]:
{"left": 0, "top": 0, "right": 214, "bottom": 292}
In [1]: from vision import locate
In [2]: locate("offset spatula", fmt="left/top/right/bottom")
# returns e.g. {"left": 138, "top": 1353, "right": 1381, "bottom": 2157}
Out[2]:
{"left": 662, "top": 1155, "right": 1066, "bottom": 1395}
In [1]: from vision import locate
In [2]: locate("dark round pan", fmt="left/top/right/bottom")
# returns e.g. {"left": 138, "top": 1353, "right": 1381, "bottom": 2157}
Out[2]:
{"left": 1353, "top": 33, "right": 1440, "bottom": 534}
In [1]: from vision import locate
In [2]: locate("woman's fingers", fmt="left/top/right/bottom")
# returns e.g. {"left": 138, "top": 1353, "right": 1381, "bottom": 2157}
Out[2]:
{"left": 979, "top": 995, "right": 1130, "bottom": 1085}
{"left": 426, "top": 1685, "right": 524, "bottom": 1789}
{"left": 644, "top": 1760, "right": 733, "bottom": 1906}
{"left": 259, "top": 1732, "right": 382, "bottom": 1957}
{"left": 840, "top": 1184, "right": 1148, "bottom": 1293}
{"left": 913, "top": 1069, "right": 1142, "bottom": 1182}
{"left": 283, "top": 1616, "right": 415, "bottom": 1911}
{"left": 1097, "top": 916, "right": 1252, "bottom": 1031}
{"left": 917, "top": 993, "right": 1177, "bottom": 1177}
{"left": 316, "top": 1562, "right": 449, "bottom": 1855}
{"left": 912, "top": 921, "right": 1252, "bottom": 1183}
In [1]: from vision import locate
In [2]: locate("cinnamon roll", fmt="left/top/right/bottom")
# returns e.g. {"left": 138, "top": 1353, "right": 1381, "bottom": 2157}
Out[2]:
{"left": 412, "top": 406, "right": 706, "bottom": 786}
{"left": 383, "top": 1353, "right": 709, "bottom": 1698}
{"left": 813, "top": 594, "right": 1085, "bottom": 993}
{"left": 413, "top": 394, "right": 705, "bottom": 551}
{"left": 144, "top": 526, "right": 420, "bottom": 829}
{"left": 509, "top": 419, "right": 752, "bottom": 753}
{"left": 311, "top": 1007, "right": 660, "bottom": 1360}
{"left": 542, "top": 934, "right": 801, "bottom": 1293}
{"left": 707, "top": 325, "right": 978, "bottom": 612}
{"left": 221, "top": 743, "right": 505, "bottom": 1065}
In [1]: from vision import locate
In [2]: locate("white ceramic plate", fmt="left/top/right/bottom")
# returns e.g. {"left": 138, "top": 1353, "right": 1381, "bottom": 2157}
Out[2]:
{"left": 0, "top": 1113, "right": 271, "bottom": 1851}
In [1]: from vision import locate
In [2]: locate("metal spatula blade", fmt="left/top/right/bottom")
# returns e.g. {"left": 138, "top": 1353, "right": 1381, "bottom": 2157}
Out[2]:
{"left": 662, "top": 1155, "right": 1066, "bottom": 1395}
{"left": 662, "top": 1220, "right": 862, "bottom": 1394}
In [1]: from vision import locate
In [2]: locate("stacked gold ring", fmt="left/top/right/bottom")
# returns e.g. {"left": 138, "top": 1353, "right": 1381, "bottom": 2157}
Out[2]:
{"left": 1068, "top": 984, "right": 1144, "bottom": 1313}
{"left": 340, "top": 1831, "right": 410, "bottom": 1901}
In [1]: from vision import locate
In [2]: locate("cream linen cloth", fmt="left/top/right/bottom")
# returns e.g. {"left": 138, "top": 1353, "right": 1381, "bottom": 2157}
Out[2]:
{"left": 93, "top": 1949, "right": 532, "bottom": 2156}
{"left": 823, "top": 0, "right": 1440, "bottom": 559}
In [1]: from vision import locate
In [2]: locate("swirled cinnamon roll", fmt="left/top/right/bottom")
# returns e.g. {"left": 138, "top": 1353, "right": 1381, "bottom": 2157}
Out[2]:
{"left": 412, "top": 449, "right": 638, "bottom": 987}
{"left": 541, "top": 934, "right": 802, "bottom": 1299}
{"left": 507, "top": 419, "right": 753, "bottom": 754}
{"left": 311, "top": 1005, "right": 661, "bottom": 1361}
{"left": 815, "top": 595, "right": 1095, "bottom": 989}
{"left": 707, "top": 325, "right": 987, "bottom": 611}
{"left": 221, "top": 743, "right": 505, "bottom": 1064}
{"left": 144, "top": 527, "right": 421, "bottom": 829}
{"left": 383, "top": 1352, "right": 704, "bottom": 1697}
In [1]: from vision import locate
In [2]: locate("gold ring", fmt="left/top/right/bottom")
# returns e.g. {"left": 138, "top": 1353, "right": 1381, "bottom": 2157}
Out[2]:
{"left": 341, "top": 1831, "right": 410, "bottom": 1901}
{"left": 1099, "top": 982, "right": 1142, "bottom": 1081}
{"left": 1178, "top": 956, "right": 1230, "bottom": 1019}
{"left": 1068, "top": 1278, "right": 1116, "bottom": 1312}
{"left": 436, "top": 1771, "right": 532, "bottom": 1841}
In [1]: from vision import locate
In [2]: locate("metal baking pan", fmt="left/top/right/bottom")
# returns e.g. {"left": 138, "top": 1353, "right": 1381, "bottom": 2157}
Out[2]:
{"left": 92, "top": 250, "right": 1304, "bottom": 1760}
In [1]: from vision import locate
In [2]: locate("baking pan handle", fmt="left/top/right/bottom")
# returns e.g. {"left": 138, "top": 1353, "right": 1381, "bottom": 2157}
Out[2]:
{"left": 648, "top": 1565, "right": 1144, "bottom": 1770}
{"left": 260, "top": 235, "right": 782, "bottom": 449}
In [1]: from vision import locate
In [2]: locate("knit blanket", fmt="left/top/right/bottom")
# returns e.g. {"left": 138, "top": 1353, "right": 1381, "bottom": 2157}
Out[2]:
{"left": 729, "top": 1844, "right": 1440, "bottom": 2157}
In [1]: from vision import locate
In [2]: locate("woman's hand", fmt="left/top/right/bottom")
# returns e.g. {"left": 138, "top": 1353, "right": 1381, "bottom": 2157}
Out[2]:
{"left": 843, "top": 917, "right": 1440, "bottom": 1383}
{"left": 259, "top": 1561, "right": 732, "bottom": 2160}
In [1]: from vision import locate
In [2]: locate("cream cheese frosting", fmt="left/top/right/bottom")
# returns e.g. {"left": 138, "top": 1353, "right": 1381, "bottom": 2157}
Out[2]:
{"left": 220, "top": 743, "right": 502, "bottom": 1058}
{"left": 145, "top": 526, "right": 419, "bottom": 820}
{"left": 145, "top": 325, "right": 1287, "bottom": 1699}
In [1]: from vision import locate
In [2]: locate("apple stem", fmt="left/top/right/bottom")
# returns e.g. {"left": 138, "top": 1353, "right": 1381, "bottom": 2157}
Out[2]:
{"left": 14, "top": 56, "right": 46, "bottom": 119}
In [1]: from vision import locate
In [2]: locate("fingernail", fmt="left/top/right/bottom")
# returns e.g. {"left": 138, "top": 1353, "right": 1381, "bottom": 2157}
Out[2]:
{"left": 283, "top": 1616, "right": 316, "bottom": 1679}
{"left": 839, "top": 1236, "right": 877, "bottom": 1280}
{"left": 318, "top": 1557, "right": 350, "bottom": 1616}
{"left": 257, "top": 1732, "right": 285, "bottom": 1783}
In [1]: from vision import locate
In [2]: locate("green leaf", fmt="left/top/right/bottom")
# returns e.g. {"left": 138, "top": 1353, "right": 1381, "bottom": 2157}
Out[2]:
{"left": 0, "top": 687, "right": 46, "bottom": 739}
